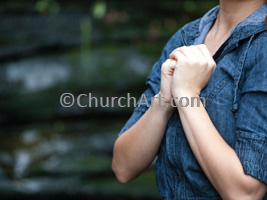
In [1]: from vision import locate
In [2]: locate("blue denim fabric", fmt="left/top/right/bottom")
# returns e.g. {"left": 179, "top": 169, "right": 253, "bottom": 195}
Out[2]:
{"left": 118, "top": 5, "right": 267, "bottom": 200}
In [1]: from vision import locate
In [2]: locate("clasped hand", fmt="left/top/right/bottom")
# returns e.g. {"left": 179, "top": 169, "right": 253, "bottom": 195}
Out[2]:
{"left": 159, "top": 44, "right": 216, "bottom": 107}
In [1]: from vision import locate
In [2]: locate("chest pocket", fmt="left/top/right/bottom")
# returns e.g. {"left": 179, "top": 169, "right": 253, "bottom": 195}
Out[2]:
{"left": 200, "top": 35, "right": 255, "bottom": 114}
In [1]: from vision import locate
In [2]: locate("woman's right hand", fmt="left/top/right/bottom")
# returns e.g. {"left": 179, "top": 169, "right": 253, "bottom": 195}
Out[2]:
{"left": 159, "top": 59, "right": 177, "bottom": 107}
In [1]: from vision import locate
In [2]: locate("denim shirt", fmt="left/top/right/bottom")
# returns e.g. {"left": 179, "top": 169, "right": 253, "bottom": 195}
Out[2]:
{"left": 118, "top": 5, "right": 267, "bottom": 200}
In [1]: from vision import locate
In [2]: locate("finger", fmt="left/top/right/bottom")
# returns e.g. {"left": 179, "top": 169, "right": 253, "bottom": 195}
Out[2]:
{"left": 176, "top": 46, "right": 201, "bottom": 66}
{"left": 189, "top": 45, "right": 204, "bottom": 60}
{"left": 197, "top": 44, "right": 216, "bottom": 68}
{"left": 178, "top": 46, "right": 197, "bottom": 58}
{"left": 188, "top": 46, "right": 212, "bottom": 68}
{"left": 196, "top": 44, "right": 212, "bottom": 58}
{"left": 171, "top": 50, "right": 186, "bottom": 64}
{"left": 162, "top": 59, "right": 177, "bottom": 75}
{"left": 170, "top": 46, "right": 188, "bottom": 59}
{"left": 169, "top": 47, "right": 181, "bottom": 58}
{"left": 170, "top": 47, "right": 188, "bottom": 61}
{"left": 164, "top": 59, "right": 177, "bottom": 69}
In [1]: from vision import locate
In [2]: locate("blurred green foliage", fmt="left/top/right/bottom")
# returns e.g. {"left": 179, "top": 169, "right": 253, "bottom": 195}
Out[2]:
{"left": 92, "top": 1, "right": 107, "bottom": 20}
{"left": 35, "top": 0, "right": 60, "bottom": 14}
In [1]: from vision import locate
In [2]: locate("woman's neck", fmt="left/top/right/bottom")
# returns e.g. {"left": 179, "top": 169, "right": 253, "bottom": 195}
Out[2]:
{"left": 204, "top": 0, "right": 265, "bottom": 55}
{"left": 215, "top": 0, "right": 266, "bottom": 34}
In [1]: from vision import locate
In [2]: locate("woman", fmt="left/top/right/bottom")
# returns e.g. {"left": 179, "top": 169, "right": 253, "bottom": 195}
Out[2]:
{"left": 112, "top": 0, "right": 267, "bottom": 199}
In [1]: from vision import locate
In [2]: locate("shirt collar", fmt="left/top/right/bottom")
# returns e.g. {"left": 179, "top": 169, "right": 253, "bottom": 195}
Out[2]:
{"left": 183, "top": 4, "right": 267, "bottom": 46}
{"left": 230, "top": 4, "right": 267, "bottom": 42}
{"left": 199, "top": 4, "right": 267, "bottom": 32}
{"left": 198, "top": 5, "right": 219, "bottom": 35}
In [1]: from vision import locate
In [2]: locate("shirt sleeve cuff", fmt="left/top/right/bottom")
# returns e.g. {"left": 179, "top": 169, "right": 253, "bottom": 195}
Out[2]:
{"left": 235, "top": 130, "right": 267, "bottom": 184}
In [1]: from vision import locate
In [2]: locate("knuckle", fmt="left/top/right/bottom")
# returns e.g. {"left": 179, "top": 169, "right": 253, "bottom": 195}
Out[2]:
{"left": 173, "top": 51, "right": 179, "bottom": 56}
{"left": 179, "top": 46, "right": 187, "bottom": 51}
{"left": 171, "top": 47, "right": 181, "bottom": 54}
{"left": 200, "top": 44, "right": 207, "bottom": 48}
{"left": 184, "top": 58, "right": 191, "bottom": 65}
{"left": 188, "top": 45, "right": 193, "bottom": 49}
{"left": 209, "top": 59, "right": 216, "bottom": 67}
{"left": 196, "top": 44, "right": 203, "bottom": 48}
{"left": 172, "top": 51, "right": 178, "bottom": 56}
{"left": 191, "top": 59, "right": 198, "bottom": 65}
{"left": 161, "top": 59, "right": 171, "bottom": 70}
{"left": 199, "top": 59, "right": 207, "bottom": 66}
{"left": 161, "top": 62, "right": 167, "bottom": 70}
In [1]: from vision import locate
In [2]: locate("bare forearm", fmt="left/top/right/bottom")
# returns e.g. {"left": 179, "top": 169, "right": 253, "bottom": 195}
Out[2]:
{"left": 175, "top": 94, "right": 266, "bottom": 199}
{"left": 112, "top": 98, "right": 173, "bottom": 183}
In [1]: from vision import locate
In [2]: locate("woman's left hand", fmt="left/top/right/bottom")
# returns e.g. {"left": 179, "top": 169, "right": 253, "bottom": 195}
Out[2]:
{"left": 170, "top": 44, "right": 216, "bottom": 97}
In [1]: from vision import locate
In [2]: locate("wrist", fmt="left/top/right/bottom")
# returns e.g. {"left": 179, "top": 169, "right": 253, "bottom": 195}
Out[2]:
{"left": 151, "top": 93, "right": 175, "bottom": 116}
{"left": 172, "top": 89, "right": 200, "bottom": 99}
{"left": 172, "top": 90, "right": 205, "bottom": 109}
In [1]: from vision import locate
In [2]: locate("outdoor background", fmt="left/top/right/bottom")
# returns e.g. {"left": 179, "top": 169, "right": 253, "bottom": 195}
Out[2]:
{"left": 0, "top": 0, "right": 217, "bottom": 199}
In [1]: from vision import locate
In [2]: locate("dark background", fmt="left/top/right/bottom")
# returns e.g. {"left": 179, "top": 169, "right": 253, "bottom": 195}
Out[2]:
{"left": 0, "top": 0, "right": 217, "bottom": 199}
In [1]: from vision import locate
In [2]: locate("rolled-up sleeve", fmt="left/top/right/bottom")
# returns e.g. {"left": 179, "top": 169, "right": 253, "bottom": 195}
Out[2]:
{"left": 235, "top": 39, "right": 267, "bottom": 184}
{"left": 235, "top": 93, "right": 267, "bottom": 184}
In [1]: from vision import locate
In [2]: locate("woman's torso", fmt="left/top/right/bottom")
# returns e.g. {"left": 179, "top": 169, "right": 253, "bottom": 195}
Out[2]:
{"left": 155, "top": 5, "right": 267, "bottom": 200}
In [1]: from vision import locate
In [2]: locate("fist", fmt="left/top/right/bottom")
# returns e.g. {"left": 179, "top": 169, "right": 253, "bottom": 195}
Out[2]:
{"left": 170, "top": 44, "right": 216, "bottom": 97}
